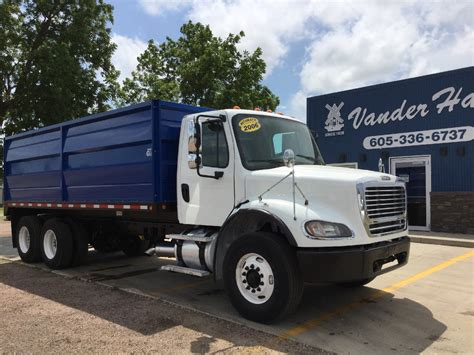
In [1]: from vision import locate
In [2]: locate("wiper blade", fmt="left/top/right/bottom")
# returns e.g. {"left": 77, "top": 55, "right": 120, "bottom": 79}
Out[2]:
{"left": 247, "top": 159, "right": 284, "bottom": 166}
{"left": 296, "top": 154, "right": 317, "bottom": 162}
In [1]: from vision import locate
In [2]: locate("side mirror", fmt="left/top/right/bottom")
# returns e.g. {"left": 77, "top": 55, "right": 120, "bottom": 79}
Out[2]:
{"left": 187, "top": 154, "right": 198, "bottom": 169}
{"left": 187, "top": 120, "right": 201, "bottom": 169}
{"left": 187, "top": 115, "right": 224, "bottom": 180}
{"left": 187, "top": 120, "right": 199, "bottom": 153}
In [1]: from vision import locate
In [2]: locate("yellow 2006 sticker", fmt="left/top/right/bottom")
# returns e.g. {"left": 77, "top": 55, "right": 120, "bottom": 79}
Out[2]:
{"left": 239, "top": 117, "right": 261, "bottom": 132}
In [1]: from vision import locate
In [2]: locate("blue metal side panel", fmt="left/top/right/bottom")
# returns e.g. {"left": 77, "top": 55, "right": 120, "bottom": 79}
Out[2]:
{"left": 307, "top": 67, "right": 474, "bottom": 192}
{"left": 62, "top": 105, "right": 153, "bottom": 202}
{"left": 4, "top": 128, "right": 62, "bottom": 201}
{"left": 4, "top": 100, "right": 210, "bottom": 204}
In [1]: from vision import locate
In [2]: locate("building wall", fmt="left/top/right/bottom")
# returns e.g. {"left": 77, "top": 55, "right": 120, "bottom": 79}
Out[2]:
{"left": 431, "top": 192, "right": 474, "bottom": 234}
{"left": 307, "top": 67, "right": 474, "bottom": 233}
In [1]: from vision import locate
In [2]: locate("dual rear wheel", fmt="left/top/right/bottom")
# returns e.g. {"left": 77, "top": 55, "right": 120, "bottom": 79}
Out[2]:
{"left": 15, "top": 216, "right": 88, "bottom": 269}
{"left": 15, "top": 216, "right": 149, "bottom": 269}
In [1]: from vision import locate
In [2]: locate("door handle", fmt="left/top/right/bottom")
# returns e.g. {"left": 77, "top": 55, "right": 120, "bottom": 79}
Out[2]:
{"left": 181, "top": 184, "right": 190, "bottom": 202}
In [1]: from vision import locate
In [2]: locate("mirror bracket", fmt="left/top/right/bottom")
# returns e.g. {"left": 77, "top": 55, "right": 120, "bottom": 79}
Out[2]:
{"left": 191, "top": 114, "right": 226, "bottom": 180}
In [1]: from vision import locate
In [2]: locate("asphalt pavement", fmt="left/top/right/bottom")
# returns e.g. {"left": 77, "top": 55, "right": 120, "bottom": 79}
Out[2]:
{"left": 0, "top": 221, "right": 473, "bottom": 354}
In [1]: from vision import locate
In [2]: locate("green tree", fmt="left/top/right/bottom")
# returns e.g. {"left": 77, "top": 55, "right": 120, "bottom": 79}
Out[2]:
{"left": 0, "top": 0, "right": 119, "bottom": 136}
{"left": 119, "top": 21, "right": 279, "bottom": 111}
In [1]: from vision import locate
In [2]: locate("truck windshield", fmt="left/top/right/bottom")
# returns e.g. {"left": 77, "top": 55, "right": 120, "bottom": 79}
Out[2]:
{"left": 232, "top": 114, "right": 325, "bottom": 171}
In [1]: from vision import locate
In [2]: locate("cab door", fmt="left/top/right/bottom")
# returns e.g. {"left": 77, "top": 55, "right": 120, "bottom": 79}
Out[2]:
{"left": 177, "top": 114, "right": 235, "bottom": 226}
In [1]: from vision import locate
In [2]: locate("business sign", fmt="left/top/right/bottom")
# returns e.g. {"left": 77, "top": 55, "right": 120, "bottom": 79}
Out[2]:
{"left": 363, "top": 126, "right": 473, "bottom": 149}
{"left": 324, "top": 86, "right": 473, "bottom": 134}
{"left": 324, "top": 103, "right": 345, "bottom": 136}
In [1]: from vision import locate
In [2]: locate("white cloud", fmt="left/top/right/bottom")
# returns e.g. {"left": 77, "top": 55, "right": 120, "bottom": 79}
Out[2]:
{"left": 139, "top": 0, "right": 191, "bottom": 16}
{"left": 289, "top": 0, "right": 474, "bottom": 118}
{"left": 140, "top": 0, "right": 313, "bottom": 74}
{"left": 188, "top": 0, "right": 312, "bottom": 74}
{"left": 111, "top": 34, "right": 148, "bottom": 82}
{"left": 288, "top": 91, "right": 307, "bottom": 122}
{"left": 137, "top": 0, "right": 473, "bottom": 118}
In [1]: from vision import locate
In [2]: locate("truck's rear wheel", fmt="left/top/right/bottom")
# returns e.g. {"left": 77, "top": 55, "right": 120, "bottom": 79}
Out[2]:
{"left": 15, "top": 216, "right": 42, "bottom": 263}
{"left": 40, "top": 219, "right": 74, "bottom": 269}
{"left": 223, "top": 232, "right": 303, "bottom": 323}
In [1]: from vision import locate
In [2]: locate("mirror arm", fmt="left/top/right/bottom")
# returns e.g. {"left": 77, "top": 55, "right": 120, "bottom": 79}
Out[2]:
{"left": 197, "top": 169, "right": 224, "bottom": 180}
{"left": 196, "top": 113, "right": 226, "bottom": 122}
{"left": 193, "top": 116, "right": 224, "bottom": 180}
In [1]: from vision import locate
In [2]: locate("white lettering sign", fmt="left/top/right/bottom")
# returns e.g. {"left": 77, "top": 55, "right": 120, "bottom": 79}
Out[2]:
{"left": 327, "top": 86, "right": 473, "bottom": 131}
{"left": 362, "top": 126, "right": 474, "bottom": 149}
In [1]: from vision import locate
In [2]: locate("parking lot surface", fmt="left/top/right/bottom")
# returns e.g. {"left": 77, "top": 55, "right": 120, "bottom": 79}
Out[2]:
{"left": 0, "top": 221, "right": 473, "bottom": 354}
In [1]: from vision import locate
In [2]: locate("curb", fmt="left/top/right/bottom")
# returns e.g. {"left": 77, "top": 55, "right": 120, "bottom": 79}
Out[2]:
{"left": 409, "top": 236, "right": 474, "bottom": 248}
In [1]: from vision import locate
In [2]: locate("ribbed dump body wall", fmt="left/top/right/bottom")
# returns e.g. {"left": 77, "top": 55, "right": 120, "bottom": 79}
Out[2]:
{"left": 3, "top": 100, "right": 207, "bottom": 204}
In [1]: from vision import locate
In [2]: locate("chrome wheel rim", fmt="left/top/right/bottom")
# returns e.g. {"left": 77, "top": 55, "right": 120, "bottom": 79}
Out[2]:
{"left": 235, "top": 253, "right": 274, "bottom": 304}
{"left": 43, "top": 230, "right": 58, "bottom": 260}
{"left": 18, "top": 226, "right": 31, "bottom": 254}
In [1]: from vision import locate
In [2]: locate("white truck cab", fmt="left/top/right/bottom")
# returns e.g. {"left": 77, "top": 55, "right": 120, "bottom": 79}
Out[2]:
{"left": 168, "top": 109, "right": 410, "bottom": 322}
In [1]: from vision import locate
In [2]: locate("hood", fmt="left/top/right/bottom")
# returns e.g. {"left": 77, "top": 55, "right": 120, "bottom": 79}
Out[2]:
{"left": 247, "top": 165, "right": 395, "bottom": 188}
{"left": 243, "top": 165, "right": 405, "bottom": 248}
{"left": 245, "top": 164, "right": 396, "bottom": 206}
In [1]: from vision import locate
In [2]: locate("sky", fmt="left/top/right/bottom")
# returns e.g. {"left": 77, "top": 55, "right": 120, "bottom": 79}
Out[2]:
{"left": 108, "top": 0, "right": 474, "bottom": 120}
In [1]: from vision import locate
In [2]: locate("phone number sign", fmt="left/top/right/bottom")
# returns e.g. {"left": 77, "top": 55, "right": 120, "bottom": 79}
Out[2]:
{"left": 363, "top": 126, "right": 473, "bottom": 150}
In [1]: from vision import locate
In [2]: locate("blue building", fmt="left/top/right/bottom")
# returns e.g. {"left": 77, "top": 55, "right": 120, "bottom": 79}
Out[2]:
{"left": 307, "top": 67, "right": 473, "bottom": 233}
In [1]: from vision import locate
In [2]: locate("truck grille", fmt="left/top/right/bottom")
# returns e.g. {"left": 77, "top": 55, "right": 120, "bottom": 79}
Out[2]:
{"left": 364, "top": 185, "right": 407, "bottom": 236}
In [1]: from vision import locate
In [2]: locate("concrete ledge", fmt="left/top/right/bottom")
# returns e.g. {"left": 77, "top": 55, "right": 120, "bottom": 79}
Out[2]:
{"left": 409, "top": 231, "right": 474, "bottom": 248}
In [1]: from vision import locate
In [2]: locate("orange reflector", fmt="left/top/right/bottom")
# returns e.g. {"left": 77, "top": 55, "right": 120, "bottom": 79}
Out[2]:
{"left": 266, "top": 109, "right": 272, "bottom": 113}
{"left": 232, "top": 105, "right": 241, "bottom": 109}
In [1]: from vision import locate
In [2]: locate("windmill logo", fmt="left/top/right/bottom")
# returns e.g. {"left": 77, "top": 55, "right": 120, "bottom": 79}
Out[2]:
{"left": 324, "top": 102, "right": 345, "bottom": 133}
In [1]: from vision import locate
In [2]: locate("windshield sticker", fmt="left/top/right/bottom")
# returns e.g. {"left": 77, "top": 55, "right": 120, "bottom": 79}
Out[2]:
{"left": 239, "top": 117, "right": 261, "bottom": 133}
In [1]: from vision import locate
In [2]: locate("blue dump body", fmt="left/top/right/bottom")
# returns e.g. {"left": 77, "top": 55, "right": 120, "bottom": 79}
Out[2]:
{"left": 3, "top": 100, "right": 208, "bottom": 204}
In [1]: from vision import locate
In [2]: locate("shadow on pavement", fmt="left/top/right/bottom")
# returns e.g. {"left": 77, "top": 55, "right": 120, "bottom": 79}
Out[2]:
{"left": 282, "top": 283, "right": 448, "bottom": 353}
{"left": 0, "top": 261, "right": 322, "bottom": 353}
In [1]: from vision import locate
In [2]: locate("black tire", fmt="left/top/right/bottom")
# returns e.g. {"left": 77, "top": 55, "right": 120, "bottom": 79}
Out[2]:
{"left": 40, "top": 219, "right": 74, "bottom": 269}
{"left": 223, "top": 232, "right": 304, "bottom": 323}
{"left": 338, "top": 277, "right": 375, "bottom": 288}
{"left": 15, "top": 216, "right": 43, "bottom": 263}
{"left": 65, "top": 218, "right": 89, "bottom": 267}
{"left": 121, "top": 236, "right": 150, "bottom": 257}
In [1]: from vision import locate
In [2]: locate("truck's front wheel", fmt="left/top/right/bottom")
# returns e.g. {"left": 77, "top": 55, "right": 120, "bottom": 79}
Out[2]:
{"left": 223, "top": 232, "right": 303, "bottom": 323}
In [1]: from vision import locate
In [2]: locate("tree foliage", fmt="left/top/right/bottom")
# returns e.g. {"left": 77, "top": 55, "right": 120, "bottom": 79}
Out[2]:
{"left": 0, "top": 0, "right": 119, "bottom": 135}
{"left": 119, "top": 21, "right": 279, "bottom": 111}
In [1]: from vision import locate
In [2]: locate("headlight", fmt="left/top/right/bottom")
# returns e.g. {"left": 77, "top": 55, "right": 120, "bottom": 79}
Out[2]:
{"left": 356, "top": 183, "right": 365, "bottom": 211}
{"left": 304, "top": 220, "right": 353, "bottom": 239}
